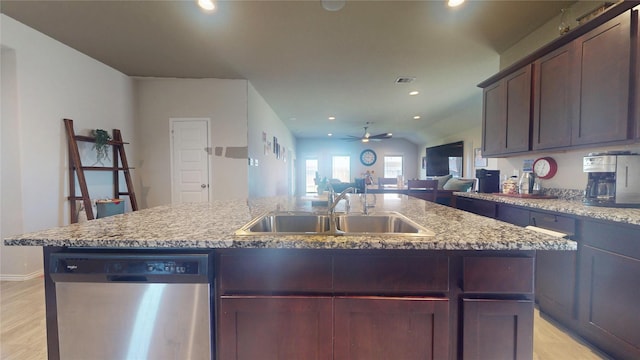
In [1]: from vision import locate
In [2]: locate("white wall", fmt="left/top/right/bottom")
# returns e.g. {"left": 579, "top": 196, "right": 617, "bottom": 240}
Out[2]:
{"left": 247, "top": 83, "right": 296, "bottom": 197}
{"left": 134, "top": 78, "right": 249, "bottom": 207}
{"left": 0, "top": 15, "right": 135, "bottom": 279}
{"left": 295, "top": 138, "right": 418, "bottom": 194}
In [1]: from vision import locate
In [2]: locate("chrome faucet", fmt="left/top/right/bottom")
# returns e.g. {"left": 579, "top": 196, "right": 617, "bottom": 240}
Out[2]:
{"left": 328, "top": 187, "right": 354, "bottom": 215}
{"left": 327, "top": 186, "right": 355, "bottom": 234}
{"left": 362, "top": 174, "right": 375, "bottom": 215}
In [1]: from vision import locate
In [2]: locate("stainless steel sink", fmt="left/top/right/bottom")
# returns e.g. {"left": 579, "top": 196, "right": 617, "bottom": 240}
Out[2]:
{"left": 335, "top": 212, "right": 435, "bottom": 236}
{"left": 236, "top": 211, "right": 434, "bottom": 237}
{"left": 235, "top": 212, "right": 331, "bottom": 235}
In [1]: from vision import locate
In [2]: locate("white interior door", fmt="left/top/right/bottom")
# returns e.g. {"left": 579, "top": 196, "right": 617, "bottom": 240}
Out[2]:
{"left": 170, "top": 118, "right": 211, "bottom": 204}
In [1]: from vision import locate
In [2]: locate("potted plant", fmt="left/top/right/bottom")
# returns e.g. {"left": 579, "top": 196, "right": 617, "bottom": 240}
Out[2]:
{"left": 92, "top": 129, "right": 111, "bottom": 165}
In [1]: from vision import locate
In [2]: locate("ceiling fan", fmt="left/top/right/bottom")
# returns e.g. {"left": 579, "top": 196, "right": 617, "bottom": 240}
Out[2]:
{"left": 343, "top": 123, "right": 392, "bottom": 142}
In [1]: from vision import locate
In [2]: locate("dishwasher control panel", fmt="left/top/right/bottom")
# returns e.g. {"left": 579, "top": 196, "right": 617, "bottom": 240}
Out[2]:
{"left": 106, "top": 260, "right": 200, "bottom": 274}
{"left": 50, "top": 253, "right": 211, "bottom": 282}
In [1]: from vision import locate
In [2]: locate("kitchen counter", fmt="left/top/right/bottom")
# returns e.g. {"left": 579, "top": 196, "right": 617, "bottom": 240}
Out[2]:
{"left": 454, "top": 192, "right": 640, "bottom": 226}
{"left": 4, "top": 194, "right": 575, "bottom": 251}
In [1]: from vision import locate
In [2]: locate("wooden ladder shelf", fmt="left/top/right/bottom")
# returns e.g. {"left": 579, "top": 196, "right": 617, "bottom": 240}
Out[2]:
{"left": 64, "top": 118, "right": 138, "bottom": 223}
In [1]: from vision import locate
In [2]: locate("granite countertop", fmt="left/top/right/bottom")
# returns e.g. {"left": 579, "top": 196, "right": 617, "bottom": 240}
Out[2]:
{"left": 4, "top": 194, "right": 576, "bottom": 251}
{"left": 454, "top": 192, "right": 640, "bottom": 226}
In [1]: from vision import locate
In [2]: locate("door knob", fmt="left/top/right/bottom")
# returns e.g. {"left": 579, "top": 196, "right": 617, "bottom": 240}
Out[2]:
{"left": 201, "top": 184, "right": 207, "bottom": 189}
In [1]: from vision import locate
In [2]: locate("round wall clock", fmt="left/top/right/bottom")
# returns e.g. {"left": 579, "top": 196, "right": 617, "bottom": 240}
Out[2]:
{"left": 360, "top": 149, "right": 377, "bottom": 166}
{"left": 533, "top": 156, "right": 558, "bottom": 179}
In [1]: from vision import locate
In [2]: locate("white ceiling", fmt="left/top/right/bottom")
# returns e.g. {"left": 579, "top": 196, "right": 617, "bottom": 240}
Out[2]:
{"left": 1, "top": 0, "right": 574, "bottom": 144}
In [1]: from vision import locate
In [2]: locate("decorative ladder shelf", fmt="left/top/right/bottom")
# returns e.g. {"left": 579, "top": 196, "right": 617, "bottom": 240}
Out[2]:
{"left": 64, "top": 118, "right": 138, "bottom": 223}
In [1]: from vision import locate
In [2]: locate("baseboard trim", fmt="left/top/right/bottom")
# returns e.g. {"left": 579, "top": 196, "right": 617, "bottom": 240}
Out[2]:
{"left": 0, "top": 270, "right": 44, "bottom": 281}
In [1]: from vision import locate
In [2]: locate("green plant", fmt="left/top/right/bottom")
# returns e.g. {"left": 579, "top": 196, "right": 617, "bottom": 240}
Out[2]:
{"left": 91, "top": 129, "right": 111, "bottom": 164}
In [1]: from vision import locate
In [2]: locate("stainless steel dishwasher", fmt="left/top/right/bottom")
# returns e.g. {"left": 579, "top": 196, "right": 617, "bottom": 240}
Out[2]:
{"left": 50, "top": 252, "right": 213, "bottom": 360}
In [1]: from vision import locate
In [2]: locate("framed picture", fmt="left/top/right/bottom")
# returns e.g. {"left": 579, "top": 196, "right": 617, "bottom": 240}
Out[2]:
{"left": 474, "top": 148, "right": 487, "bottom": 167}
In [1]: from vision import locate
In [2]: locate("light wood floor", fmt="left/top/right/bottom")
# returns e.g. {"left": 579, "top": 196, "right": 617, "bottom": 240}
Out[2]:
{"left": 1, "top": 277, "right": 612, "bottom": 360}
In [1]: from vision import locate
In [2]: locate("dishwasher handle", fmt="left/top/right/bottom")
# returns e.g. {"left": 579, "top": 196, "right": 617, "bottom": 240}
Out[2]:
{"left": 107, "top": 275, "right": 148, "bottom": 282}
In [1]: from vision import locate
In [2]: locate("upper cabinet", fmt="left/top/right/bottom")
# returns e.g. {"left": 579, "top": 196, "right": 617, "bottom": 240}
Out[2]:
{"left": 482, "top": 65, "right": 532, "bottom": 157}
{"left": 480, "top": 4, "right": 638, "bottom": 157}
{"left": 572, "top": 11, "right": 632, "bottom": 146}
{"left": 532, "top": 44, "right": 575, "bottom": 150}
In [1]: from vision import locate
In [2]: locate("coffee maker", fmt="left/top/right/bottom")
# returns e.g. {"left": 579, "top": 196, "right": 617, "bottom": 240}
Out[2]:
{"left": 583, "top": 152, "right": 640, "bottom": 207}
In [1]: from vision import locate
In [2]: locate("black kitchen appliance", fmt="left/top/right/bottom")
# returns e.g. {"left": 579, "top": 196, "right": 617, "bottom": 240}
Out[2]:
{"left": 476, "top": 169, "right": 500, "bottom": 193}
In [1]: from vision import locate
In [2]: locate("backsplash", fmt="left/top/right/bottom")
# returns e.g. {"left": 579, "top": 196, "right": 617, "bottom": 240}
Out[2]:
{"left": 542, "top": 188, "right": 584, "bottom": 201}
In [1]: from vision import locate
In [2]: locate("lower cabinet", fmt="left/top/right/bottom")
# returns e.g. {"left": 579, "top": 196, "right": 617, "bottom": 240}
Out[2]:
{"left": 578, "top": 220, "right": 640, "bottom": 360}
{"left": 334, "top": 297, "right": 449, "bottom": 360}
{"left": 218, "top": 296, "right": 333, "bottom": 360}
{"left": 454, "top": 196, "right": 496, "bottom": 218}
{"left": 535, "top": 250, "right": 577, "bottom": 326}
{"left": 216, "top": 249, "right": 535, "bottom": 360}
{"left": 462, "top": 299, "right": 534, "bottom": 360}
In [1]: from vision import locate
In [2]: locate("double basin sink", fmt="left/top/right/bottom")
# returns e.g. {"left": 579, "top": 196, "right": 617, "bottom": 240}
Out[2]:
{"left": 235, "top": 211, "right": 434, "bottom": 237}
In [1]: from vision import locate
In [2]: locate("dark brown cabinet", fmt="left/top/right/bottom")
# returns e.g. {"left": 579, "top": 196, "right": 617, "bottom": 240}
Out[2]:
{"left": 334, "top": 297, "right": 449, "bottom": 360}
{"left": 532, "top": 43, "right": 575, "bottom": 150}
{"left": 218, "top": 296, "right": 333, "bottom": 360}
{"left": 534, "top": 11, "right": 633, "bottom": 150}
{"left": 578, "top": 220, "right": 640, "bottom": 360}
{"left": 462, "top": 299, "right": 534, "bottom": 360}
{"left": 482, "top": 6, "right": 638, "bottom": 156}
{"left": 216, "top": 249, "right": 537, "bottom": 360}
{"left": 572, "top": 11, "right": 633, "bottom": 146}
{"left": 454, "top": 196, "right": 496, "bottom": 218}
{"left": 482, "top": 65, "right": 532, "bottom": 156}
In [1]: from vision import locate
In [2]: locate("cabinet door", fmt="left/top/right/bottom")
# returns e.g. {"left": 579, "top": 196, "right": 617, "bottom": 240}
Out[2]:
{"left": 504, "top": 65, "right": 532, "bottom": 153}
{"left": 536, "top": 250, "right": 577, "bottom": 326}
{"left": 482, "top": 81, "right": 507, "bottom": 156}
{"left": 572, "top": 11, "right": 632, "bottom": 146}
{"left": 482, "top": 66, "right": 531, "bottom": 156}
{"left": 334, "top": 297, "right": 449, "bottom": 360}
{"left": 218, "top": 296, "right": 333, "bottom": 360}
{"left": 463, "top": 299, "right": 533, "bottom": 360}
{"left": 578, "top": 245, "right": 640, "bottom": 360}
{"left": 532, "top": 43, "right": 576, "bottom": 150}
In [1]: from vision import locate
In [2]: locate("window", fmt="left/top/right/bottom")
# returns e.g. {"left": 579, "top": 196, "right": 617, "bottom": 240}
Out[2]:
{"left": 305, "top": 159, "right": 318, "bottom": 193}
{"left": 384, "top": 156, "right": 403, "bottom": 178}
{"left": 331, "top": 156, "right": 350, "bottom": 182}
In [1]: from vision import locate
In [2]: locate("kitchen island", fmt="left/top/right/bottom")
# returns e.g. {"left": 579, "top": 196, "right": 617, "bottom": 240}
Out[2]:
{"left": 5, "top": 194, "right": 575, "bottom": 360}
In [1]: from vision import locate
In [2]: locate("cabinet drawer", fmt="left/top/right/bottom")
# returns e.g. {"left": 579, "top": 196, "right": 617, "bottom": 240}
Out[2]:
{"left": 219, "top": 252, "right": 333, "bottom": 293}
{"left": 463, "top": 257, "right": 534, "bottom": 294}
{"left": 496, "top": 204, "right": 530, "bottom": 226}
{"left": 529, "top": 211, "right": 576, "bottom": 236}
{"left": 455, "top": 197, "right": 496, "bottom": 218}
{"left": 334, "top": 255, "right": 449, "bottom": 293}
{"left": 581, "top": 220, "right": 640, "bottom": 259}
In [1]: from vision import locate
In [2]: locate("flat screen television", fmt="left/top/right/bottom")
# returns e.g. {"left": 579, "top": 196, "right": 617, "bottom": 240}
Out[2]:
{"left": 425, "top": 141, "right": 464, "bottom": 176}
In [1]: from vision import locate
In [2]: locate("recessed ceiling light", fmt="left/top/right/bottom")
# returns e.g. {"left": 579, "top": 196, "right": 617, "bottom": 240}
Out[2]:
{"left": 198, "top": 0, "right": 216, "bottom": 12}
{"left": 448, "top": 0, "right": 465, "bottom": 7}
{"left": 322, "top": 0, "right": 346, "bottom": 11}
{"left": 328, "top": 116, "right": 336, "bottom": 120}
{"left": 409, "top": 91, "right": 420, "bottom": 96}
{"left": 413, "top": 115, "right": 421, "bottom": 120}
{"left": 328, "top": 133, "right": 333, "bottom": 137}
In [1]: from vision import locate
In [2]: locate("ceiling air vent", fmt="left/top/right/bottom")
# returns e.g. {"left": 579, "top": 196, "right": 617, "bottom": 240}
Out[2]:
{"left": 395, "top": 76, "right": 415, "bottom": 84}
